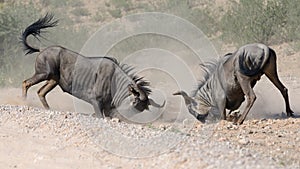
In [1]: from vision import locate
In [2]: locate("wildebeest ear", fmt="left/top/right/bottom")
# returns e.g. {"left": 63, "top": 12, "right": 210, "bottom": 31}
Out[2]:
{"left": 128, "top": 84, "right": 140, "bottom": 97}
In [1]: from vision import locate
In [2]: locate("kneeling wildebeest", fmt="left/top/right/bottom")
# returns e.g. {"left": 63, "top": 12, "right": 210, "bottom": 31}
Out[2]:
{"left": 174, "top": 43, "right": 294, "bottom": 124}
{"left": 21, "top": 14, "right": 164, "bottom": 118}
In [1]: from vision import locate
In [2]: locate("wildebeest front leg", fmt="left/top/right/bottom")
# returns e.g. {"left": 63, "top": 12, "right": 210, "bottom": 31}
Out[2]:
{"left": 91, "top": 100, "right": 104, "bottom": 118}
{"left": 216, "top": 94, "right": 226, "bottom": 120}
{"left": 236, "top": 73, "right": 256, "bottom": 125}
{"left": 263, "top": 54, "right": 294, "bottom": 117}
{"left": 37, "top": 79, "right": 58, "bottom": 109}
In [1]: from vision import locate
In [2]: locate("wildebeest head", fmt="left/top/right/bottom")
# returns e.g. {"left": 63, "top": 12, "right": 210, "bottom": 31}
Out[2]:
{"left": 173, "top": 91, "right": 209, "bottom": 123}
{"left": 128, "top": 82, "right": 165, "bottom": 112}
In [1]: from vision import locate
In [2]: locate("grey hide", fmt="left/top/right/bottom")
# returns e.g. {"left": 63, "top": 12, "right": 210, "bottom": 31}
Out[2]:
{"left": 21, "top": 14, "right": 164, "bottom": 118}
{"left": 174, "top": 43, "right": 294, "bottom": 125}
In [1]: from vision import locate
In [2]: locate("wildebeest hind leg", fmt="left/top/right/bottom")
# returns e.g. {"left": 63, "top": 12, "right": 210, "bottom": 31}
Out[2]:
{"left": 22, "top": 73, "right": 48, "bottom": 99}
{"left": 263, "top": 56, "right": 294, "bottom": 117}
{"left": 236, "top": 73, "right": 256, "bottom": 125}
{"left": 37, "top": 79, "right": 58, "bottom": 109}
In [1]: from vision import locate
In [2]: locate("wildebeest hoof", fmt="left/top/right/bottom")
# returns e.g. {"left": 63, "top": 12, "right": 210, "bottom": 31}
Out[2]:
{"left": 237, "top": 118, "right": 244, "bottom": 125}
{"left": 231, "top": 121, "right": 238, "bottom": 125}
{"left": 227, "top": 110, "right": 241, "bottom": 124}
{"left": 287, "top": 111, "right": 295, "bottom": 117}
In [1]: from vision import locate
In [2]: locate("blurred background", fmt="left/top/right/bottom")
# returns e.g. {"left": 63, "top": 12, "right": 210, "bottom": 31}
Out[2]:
{"left": 1, "top": 0, "right": 300, "bottom": 86}
{"left": 0, "top": 0, "right": 299, "bottom": 118}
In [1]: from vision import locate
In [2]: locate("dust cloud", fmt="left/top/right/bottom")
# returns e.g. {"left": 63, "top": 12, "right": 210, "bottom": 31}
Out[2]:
{"left": 1, "top": 55, "right": 299, "bottom": 123}
{"left": 0, "top": 86, "right": 75, "bottom": 112}
{"left": 246, "top": 76, "right": 300, "bottom": 119}
{"left": 0, "top": 69, "right": 299, "bottom": 122}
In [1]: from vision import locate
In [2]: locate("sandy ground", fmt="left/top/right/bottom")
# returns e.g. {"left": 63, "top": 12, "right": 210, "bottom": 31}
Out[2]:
{"left": 0, "top": 104, "right": 299, "bottom": 169}
{"left": 0, "top": 82, "right": 299, "bottom": 169}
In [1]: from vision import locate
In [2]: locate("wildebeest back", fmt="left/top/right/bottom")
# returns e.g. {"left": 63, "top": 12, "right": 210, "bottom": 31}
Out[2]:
{"left": 238, "top": 44, "right": 269, "bottom": 76}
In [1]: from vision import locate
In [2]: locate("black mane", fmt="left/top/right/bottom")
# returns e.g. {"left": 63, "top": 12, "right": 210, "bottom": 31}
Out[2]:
{"left": 191, "top": 60, "right": 217, "bottom": 96}
{"left": 120, "top": 63, "right": 152, "bottom": 95}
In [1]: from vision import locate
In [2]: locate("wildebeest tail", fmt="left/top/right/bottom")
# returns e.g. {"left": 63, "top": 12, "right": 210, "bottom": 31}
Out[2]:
{"left": 21, "top": 13, "right": 58, "bottom": 55}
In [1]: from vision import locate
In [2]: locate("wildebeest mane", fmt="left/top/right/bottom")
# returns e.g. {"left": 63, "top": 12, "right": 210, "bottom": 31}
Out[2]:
{"left": 103, "top": 56, "right": 119, "bottom": 65}
{"left": 120, "top": 64, "right": 152, "bottom": 95}
{"left": 111, "top": 63, "right": 151, "bottom": 107}
{"left": 191, "top": 60, "right": 217, "bottom": 96}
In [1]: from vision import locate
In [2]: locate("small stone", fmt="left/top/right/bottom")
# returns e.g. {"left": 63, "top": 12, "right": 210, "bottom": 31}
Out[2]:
{"left": 226, "top": 124, "right": 233, "bottom": 129}
{"left": 260, "top": 118, "right": 267, "bottom": 122}
{"left": 159, "top": 124, "right": 167, "bottom": 130}
{"left": 227, "top": 124, "right": 238, "bottom": 130}
{"left": 252, "top": 119, "right": 259, "bottom": 124}
{"left": 238, "top": 138, "right": 249, "bottom": 145}
{"left": 218, "top": 137, "right": 228, "bottom": 141}
{"left": 236, "top": 160, "right": 244, "bottom": 165}
{"left": 137, "top": 125, "right": 144, "bottom": 130}
{"left": 111, "top": 118, "right": 120, "bottom": 123}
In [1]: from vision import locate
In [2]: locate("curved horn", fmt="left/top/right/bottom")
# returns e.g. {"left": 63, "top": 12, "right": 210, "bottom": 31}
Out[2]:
{"left": 173, "top": 91, "right": 194, "bottom": 105}
{"left": 149, "top": 98, "right": 165, "bottom": 108}
{"left": 173, "top": 90, "right": 207, "bottom": 123}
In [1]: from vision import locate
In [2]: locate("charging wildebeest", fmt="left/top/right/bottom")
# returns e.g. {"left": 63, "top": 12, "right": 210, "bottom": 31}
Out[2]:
{"left": 21, "top": 14, "right": 164, "bottom": 118}
{"left": 174, "top": 43, "right": 294, "bottom": 124}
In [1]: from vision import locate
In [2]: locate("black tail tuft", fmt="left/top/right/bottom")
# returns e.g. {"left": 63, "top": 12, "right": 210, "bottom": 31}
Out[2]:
{"left": 21, "top": 13, "right": 58, "bottom": 55}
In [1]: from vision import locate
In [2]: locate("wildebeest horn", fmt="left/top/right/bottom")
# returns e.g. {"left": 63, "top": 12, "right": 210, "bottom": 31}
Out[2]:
{"left": 173, "top": 91, "right": 194, "bottom": 105}
{"left": 173, "top": 91, "right": 207, "bottom": 123}
{"left": 149, "top": 98, "right": 165, "bottom": 108}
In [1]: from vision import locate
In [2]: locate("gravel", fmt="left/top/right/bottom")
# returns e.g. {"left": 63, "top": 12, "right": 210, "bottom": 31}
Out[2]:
{"left": 0, "top": 105, "right": 299, "bottom": 169}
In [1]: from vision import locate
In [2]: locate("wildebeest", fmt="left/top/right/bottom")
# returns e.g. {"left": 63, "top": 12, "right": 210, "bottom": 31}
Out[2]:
{"left": 174, "top": 43, "right": 294, "bottom": 124}
{"left": 21, "top": 14, "right": 164, "bottom": 118}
